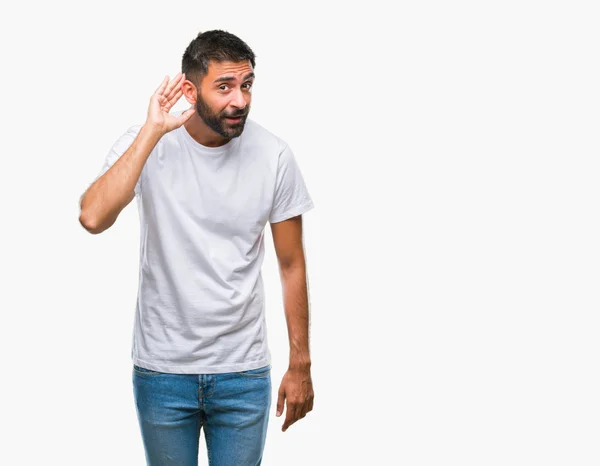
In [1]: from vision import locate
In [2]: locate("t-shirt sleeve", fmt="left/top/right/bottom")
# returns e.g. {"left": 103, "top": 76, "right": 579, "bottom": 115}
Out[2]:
{"left": 269, "top": 143, "right": 315, "bottom": 223}
{"left": 96, "top": 125, "right": 143, "bottom": 196}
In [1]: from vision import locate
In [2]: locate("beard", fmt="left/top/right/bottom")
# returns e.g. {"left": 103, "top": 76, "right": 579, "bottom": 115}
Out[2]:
{"left": 195, "top": 92, "right": 248, "bottom": 139}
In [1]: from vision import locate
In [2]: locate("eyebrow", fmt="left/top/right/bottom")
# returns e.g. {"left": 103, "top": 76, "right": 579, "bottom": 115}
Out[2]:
{"left": 213, "top": 72, "right": 255, "bottom": 84}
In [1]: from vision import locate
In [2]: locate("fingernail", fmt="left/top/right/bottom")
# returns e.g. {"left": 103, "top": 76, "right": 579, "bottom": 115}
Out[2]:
{"left": 276, "top": 411, "right": 281, "bottom": 416}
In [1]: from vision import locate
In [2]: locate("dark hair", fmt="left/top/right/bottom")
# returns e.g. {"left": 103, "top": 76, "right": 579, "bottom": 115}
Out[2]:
{"left": 182, "top": 30, "right": 256, "bottom": 87}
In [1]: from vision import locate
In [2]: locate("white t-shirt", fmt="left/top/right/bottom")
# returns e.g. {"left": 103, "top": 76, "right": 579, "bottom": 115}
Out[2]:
{"left": 97, "top": 111, "right": 314, "bottom": 374}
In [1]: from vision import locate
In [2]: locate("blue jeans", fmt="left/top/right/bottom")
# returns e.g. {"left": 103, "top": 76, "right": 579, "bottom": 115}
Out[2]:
{"left": 132, "top": 364, "right": 272, "bottom": 466}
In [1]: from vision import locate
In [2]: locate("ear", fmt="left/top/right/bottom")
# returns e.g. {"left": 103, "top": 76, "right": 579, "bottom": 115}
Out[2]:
{"left": 181, "top": 79, "right": 198, "bottom": 105}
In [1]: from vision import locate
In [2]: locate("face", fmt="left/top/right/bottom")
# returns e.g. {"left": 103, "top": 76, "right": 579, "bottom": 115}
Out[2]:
{"left": 194, "top": 60, "right": 254, "bottom": 139}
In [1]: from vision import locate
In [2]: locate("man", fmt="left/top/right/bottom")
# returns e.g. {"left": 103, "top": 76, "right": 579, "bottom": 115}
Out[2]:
{"left": 79, "top": 30, "right": 315, "bottom": 465}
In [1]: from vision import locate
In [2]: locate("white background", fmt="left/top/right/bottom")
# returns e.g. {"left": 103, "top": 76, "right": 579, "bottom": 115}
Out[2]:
{"left": 1, "top": 0, "right": 598, "bottom": 464}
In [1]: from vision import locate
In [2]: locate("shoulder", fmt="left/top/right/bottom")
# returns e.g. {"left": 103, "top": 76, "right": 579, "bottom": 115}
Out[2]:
{"left": 123, "top": 124, "right": 144, "bottom": 137}
{"left": 107, "top": 124, "right": 144, "bottom": 156}
{"left": 240, "top": 118, "right": 288, "bottom": 155}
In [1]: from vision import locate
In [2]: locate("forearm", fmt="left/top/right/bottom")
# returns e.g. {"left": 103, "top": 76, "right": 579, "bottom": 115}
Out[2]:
{"left": 79, "top": 124, "right": 163, "bottom": 234}
{"left": 280, "top": 263, "right": 312, "bottom": 370}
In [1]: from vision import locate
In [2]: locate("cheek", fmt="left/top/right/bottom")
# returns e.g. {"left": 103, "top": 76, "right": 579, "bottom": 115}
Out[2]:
{"left": 201, "top": 92, "right": 222, "bottom": 110}
{"left": 214, "top": 98, "right": 231, "bottom": 114}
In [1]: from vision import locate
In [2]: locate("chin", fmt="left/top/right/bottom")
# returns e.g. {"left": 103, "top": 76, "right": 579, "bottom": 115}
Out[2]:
{"left": 228, "top": 129, "right": 244, "bottom": 138}
{"left": 224, "top": 122, "right": 246, "bottom": 137}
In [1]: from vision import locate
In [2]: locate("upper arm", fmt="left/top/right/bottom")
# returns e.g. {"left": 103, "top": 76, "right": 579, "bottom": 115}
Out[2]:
{"left": 97, "top": 125, "right": 144, "bottom": 198}
{"left": 268, "top": 144, "right": 314, "bottom": 224}
{"left": 270, "top": 214, "right": 306, "bottom": 269}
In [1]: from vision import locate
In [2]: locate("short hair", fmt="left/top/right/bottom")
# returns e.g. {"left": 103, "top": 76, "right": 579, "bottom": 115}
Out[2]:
{"left": 182, "top": 30, "right": 256, "bottom": 87}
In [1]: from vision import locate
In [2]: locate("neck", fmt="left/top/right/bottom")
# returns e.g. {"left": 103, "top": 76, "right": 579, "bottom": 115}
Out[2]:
{"left": 184, "top": 111, "right": 231, "bottom": 148}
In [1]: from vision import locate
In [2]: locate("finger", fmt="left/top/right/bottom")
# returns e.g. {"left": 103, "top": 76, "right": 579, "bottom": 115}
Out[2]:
{"left": 163, "top": 72, "right": 183, "bottom": 98}
{"left": 166, "top": 85, "right": 182, "bottom": 105}
{"left": 276, "top": 390, "right": 285, "bottom": 417}
{"left": 168, "top": 87, "right": 184, "bottom": 107}
{"left": 298, "top": 400, "right": 308, "bottom": 419}
{"left": 154, "top": 76, "right": 169, "bottom": 95}
{"left": 282, "top": 403, "right": 297, "bottom": 432}
{"left": 307, "top": 396, "right": 313, "bottom": 413}
{"left": 165, "top": 77, "right": 184, "bottom": 103}
{"left": 176, "top": 107, "right": 195, "bottom": 125}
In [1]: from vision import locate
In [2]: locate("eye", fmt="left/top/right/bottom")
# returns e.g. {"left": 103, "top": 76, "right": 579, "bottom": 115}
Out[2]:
{"left": 219, "top": 85, "right": 229, "bottom": 91}
{"left": 243, "top": 82, "right": 253, "bottom": 89}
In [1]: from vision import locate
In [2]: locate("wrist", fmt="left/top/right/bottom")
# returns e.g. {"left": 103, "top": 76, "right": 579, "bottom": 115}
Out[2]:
{"left": 289, "top": 358, "right": 311, "bottom": 371}
{"left": 141, "top": 121, "right": 166, "bottom": 140}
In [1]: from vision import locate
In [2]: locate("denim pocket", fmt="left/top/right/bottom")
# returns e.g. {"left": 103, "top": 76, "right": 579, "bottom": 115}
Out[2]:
{"left": 238, "top": 364, "right": 271, "bottom": 378}
{"left": 133, "top": 364, "right": 162, "bottom": 377}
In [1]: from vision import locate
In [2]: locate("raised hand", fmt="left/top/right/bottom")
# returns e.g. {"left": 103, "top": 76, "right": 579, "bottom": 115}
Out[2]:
{"left": 146, "top": 72, "right": 195, "bottom": 135}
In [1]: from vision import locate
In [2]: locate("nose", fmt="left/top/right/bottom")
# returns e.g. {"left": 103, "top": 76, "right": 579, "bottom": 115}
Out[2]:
{"left": 231, "top": 88, "right": 247, "bottom": 110}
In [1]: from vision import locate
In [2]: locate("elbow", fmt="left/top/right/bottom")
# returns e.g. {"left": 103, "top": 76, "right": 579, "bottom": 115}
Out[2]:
{"left": 79, "top": 192, "right": 111, "bottom": 235}
{"left": 278, "top": 252, "right": 306, "bottom": 272}
{"left": 79, "top": 212, "right": 102, "bottom": 234}
{"left": 278, "top": 259, "right": 306, "bottom": 278}
{"left": 79, "top": 209, "right": 109, "bottom": 235}
{"left": 79, "top": 191, "right": 99, "bottom": 234}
